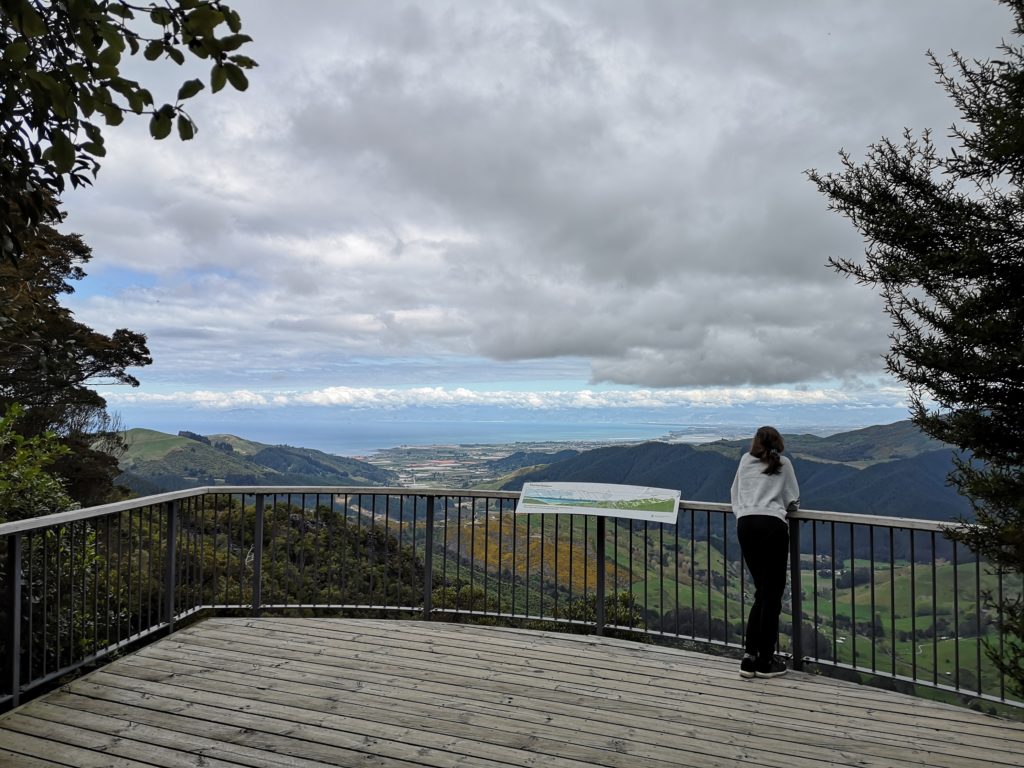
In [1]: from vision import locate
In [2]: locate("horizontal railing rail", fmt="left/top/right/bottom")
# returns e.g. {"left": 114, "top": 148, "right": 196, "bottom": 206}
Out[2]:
{"left": 1, "top": 486, "right": 1018, "bottom": 714}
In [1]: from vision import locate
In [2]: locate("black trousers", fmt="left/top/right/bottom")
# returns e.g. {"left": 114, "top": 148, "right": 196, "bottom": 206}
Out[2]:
{"left": 737, "top": 515, "right": 789, "bottom": 661}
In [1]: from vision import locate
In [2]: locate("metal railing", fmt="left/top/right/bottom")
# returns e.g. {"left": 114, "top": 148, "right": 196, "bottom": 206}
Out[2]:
{"left": 1, "top": 486, "right": 1020, "bottom": 711}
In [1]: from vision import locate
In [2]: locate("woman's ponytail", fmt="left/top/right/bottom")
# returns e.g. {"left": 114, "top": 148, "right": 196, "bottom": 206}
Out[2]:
{"left": 750, "top": 426, "right": 785, "bottom": 475}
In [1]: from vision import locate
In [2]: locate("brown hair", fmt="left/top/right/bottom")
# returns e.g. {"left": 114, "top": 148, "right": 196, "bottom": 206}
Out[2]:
{"left": 750, "top": 425, "right": 785, "bottom": 475}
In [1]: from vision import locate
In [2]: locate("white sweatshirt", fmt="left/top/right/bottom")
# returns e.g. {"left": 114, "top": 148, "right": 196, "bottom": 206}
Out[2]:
{"left": 729, "top": 452, "right": 800, "bottom": 523}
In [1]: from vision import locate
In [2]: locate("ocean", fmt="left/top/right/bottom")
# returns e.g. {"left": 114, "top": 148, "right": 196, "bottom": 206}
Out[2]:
{"left": 124, "top": 412, "right": 693, "bottom": 457}
{"left": 118, "top": 402, "right": 864, "bottom": 458}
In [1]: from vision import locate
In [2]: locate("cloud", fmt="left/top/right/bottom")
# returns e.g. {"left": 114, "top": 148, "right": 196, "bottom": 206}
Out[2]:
{"left": 106, "top": 384, "right": 908, "bottom": 412}
{"left": 62, "top": 0, "right": 1014, "bottom": 396}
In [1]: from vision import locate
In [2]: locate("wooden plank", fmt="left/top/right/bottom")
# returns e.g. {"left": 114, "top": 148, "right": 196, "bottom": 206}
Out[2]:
{"left": 22, "top": 701, "right": 332, "bottom": 768}
{"left": 78, "top": 671, "right": 756, "bottom": 768}
{"left": 0, "top": 728, "right": 151, "bottom": 768}
{"left": 63, "top": 678, "right": 610, "bottom": 768}
{"left": 38, "top": 692, "right": 428, "bottom": 768}
{"left": 123, "top": 643, "right": 974, "bottom": 768}
{"left": 336, "top": 617, "right": 997, "bottom": 711}
{"left": 0, "top": 748, "right": 66, "bottom": 768}
{"left": 105, "top": 654, "right": 822, "bottom": 768}
{"left": 0, "top": 712, "right": 244, "bottom": 768}
{"left": 180, "top": 621, "right": 1023, "bottom": 754}
{"left": 154, "top": 625, "right": 1024, "bottom": 767}
{"left": 159, "top": 626, "right": 1007, "bottom": 765}
{"left": 5, "top": 617, "right": 1022, "bottom": 768}
{"left": 238, "top": 616, "right": 1019, "bottom": 722}
{"left": 228, "top": 616, "right": 1000, "bottom": 724}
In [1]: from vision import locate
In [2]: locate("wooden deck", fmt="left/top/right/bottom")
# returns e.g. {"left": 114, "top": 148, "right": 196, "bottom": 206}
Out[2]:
{"left": 0, "top": 618, "right": 1022, "bottom": 768}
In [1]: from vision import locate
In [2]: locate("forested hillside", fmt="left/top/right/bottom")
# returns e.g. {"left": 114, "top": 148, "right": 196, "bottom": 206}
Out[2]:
{"left": 502, "top": 438, "right": 971, "bottom": 522}
{"left": 695, "top": 420, "right": 945, "bottom": 466}
{"left": 117, "top": 428, "right": 397, "bottom": 493}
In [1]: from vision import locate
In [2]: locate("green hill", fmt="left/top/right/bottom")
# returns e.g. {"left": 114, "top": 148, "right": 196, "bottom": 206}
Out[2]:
{"left": 118, "top": 428, "right": 398, "bottom": 493}
{"left": 501, "top": 440, "right": 970, "bottom": 522}
{"left": 120, "top": 428, "right": 195, "bottom": 461}
{"left": 696, "top": 420, "right": 945, "bottom": 467}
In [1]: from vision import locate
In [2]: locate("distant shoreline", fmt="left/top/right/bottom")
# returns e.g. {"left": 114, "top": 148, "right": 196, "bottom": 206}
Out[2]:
{"left": 122, "top": 418, "right": 863, "bottom": 460}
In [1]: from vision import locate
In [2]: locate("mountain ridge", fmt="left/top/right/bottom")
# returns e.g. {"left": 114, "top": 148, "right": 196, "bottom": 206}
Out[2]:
{"left": 117, "top": 428, "right": 398, "bottom": 493}
{"left": 501, "top": 439, "right": 970, "bottom": 521}
{"left": 116, "top": 420, "right": 972, "bottom": 522}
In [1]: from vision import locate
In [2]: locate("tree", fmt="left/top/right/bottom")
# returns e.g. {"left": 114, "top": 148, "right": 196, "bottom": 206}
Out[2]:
{"left": 808, "top": 0, "right": 1024, "bottom": 695}
{"left": 1, "top": 205, "right": 151, "bottom": 505}
{"left": 0, "top": 403, "right": 74, "bottom": 523}
{"left": 1, "top": 0, "right": 255, "bottom": 261}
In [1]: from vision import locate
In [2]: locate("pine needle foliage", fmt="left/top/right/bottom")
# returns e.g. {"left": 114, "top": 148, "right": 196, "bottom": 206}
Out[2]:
{"left": 808, "top": 0, "right": 1024, "bottom": 695}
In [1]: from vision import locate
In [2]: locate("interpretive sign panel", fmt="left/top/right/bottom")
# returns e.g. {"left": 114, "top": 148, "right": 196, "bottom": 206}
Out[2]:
{"left": 516, "top": 481, "right": 680, "bottom": 524}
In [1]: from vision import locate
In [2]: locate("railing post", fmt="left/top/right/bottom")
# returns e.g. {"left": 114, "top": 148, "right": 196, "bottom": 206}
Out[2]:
{"left": 789, "top": 518, "right": 803, "bottom": 670}
{"left": 595, "top": 516, "right": 606, "bottom": 636}
{"left": 252, "top": 494, "right": 265, "bottom": 616}
{"left": 3, "top": 533, "right": 22, "bottom": 708}
{"left": 163, "top": 500, "right": 179, "bottom": 631}
{"left": 423, "top": 495, "right": 435, "bottom": 619}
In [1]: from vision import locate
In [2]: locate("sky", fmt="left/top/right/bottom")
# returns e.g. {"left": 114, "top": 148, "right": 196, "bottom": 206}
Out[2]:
{"left": 59, "top": 0, "right": 1016, "bottom": 440}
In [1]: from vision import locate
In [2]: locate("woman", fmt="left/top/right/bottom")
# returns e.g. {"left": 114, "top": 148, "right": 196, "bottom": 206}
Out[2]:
{"left": 730, "top": 425, "right": 799, "bottom": 679}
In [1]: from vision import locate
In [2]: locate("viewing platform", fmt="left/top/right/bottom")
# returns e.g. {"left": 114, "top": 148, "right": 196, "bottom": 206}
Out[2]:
{"left": 2, "top": 486, "right": 1023, "bottom": 764}
{"left": 3, "top": 617, "right": 1023, "bottom": 767}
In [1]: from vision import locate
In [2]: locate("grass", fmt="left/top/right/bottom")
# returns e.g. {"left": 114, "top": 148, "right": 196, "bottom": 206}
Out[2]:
{"left": 121, "top": 428, "right": 193, "bottom": 462}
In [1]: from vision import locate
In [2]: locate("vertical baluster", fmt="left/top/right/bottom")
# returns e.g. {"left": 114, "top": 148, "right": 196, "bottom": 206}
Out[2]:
{"left": 642, "top": 520, "right": 649, "bottom": 625}
{"left": 68, "top": 522, "right": 76, "bottom": 665}
{"left": 252, "top": 494, "right": 264, "bottom": 617}
{"left": 116, "top": 511, "right": 124, "bottom": 646}
{"left": 705, "top": 510, "right": 712, "bottom": 641}
{"left": 910, "top": 530, "right": 917, "bottom": 684}
{"left": 869, "top": 525, "right": 876, "bottom": 673}
{"left": 953, "top": 539, "right": 960, "bottom": 690}
{"left": 484, "top": 498, "right": 490, "bottom": 612}
{"left": 720, "top": 518, "right": 726, "bottom": 644}
{"left": 850, "top": 522, "right": 856, "bottom": 669}
{"left": 975, "top": 547, "right": 982, "bottom": 697}
{"left": 539, "top": 513, "right": 545, "bottom": 618}
{"left": 659, "top": 522, "right": 665, "bottom": 636}
{"left": 552, "top": 510, "right": 558, "bottom": 619}
{"left": 569, "top": 512, "right": 575, "bottom": 615}
{"left": 831, "top": 523, "right": 837, "bottom": 665}
{"left": 3, "top": 533, "right": 23, "bottom": 707}
{"left": 525, "top": 508, "right": 531, "bottom": 618}
{"left": 148, "top": 505, "right": 156, "bottom": 631}
{"left": 511, "top": 499, "right": 518, "bottom": 617}
{"left": 495, "top": 501, "right": 503, "bottom": 618}
{"left": 889, "top": 527, "right": 896, "bottom": 679}
{"left": 585, "top": 514, "right": 593, "bottom": 606}
{"left": 470, "top": 498, "right": 476, "bottom": 612}
{"left": 931, "top": 531, "right": 938, "bottom": 686}
{"left": 383, "top": 494, "right": 391, "bottom": 609}
{"left": 622, "top": 520, "right": 630, "bottom": 626}
{"left": 614, "top": 517, "right": 619, "bottom": 604}
{"left": 57, "top": 523, "right": 64, "bottom": 666}
{"left": 26, "top": 532, "right": 35, "bottom": 683}
{"left": 674, "top": 513, "right": 681, "bottom": 637}
{"left": 198, "top": 495, "right": 206, "bottom": 608}
{"left": 104, "top": 517, "right": 112, "bottom": 650}
{"left": 423, "top": 495, "right": 435, "bottom": 619}
{"left": 596, "top": 516, "right": 606, "bottom": 636}
{"left": 164, "top": 500, "right": 178, "bottom": 631}
{"left": 997, "top": 566, "right": 1005, "bottom": 701}
{"left": 789, "top": 518, "right": 803, "bottom": 670}
{"left": 454, "top": 496, "right": 462, "bottom": 612}
{"left": 812, "top": 521, "right": 819, "bottom": 662}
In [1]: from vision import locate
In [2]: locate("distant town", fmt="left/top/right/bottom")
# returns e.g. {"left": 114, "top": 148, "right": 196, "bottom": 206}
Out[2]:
{"left": 354, "top": 428, "right": 746, "bottom": 488}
